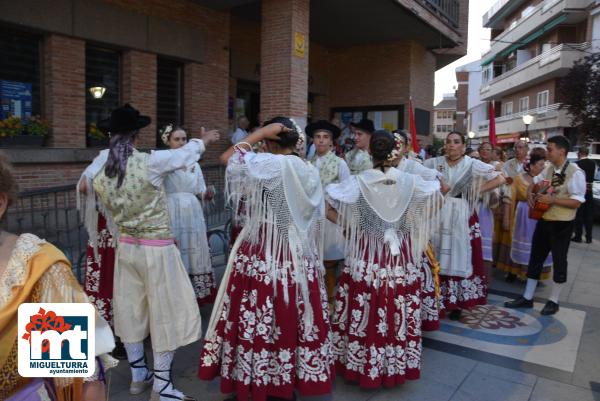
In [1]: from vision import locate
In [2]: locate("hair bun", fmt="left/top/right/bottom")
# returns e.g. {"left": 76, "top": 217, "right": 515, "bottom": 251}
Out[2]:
{"left": 370, "top": 130, "right": 395, "bottom": 162}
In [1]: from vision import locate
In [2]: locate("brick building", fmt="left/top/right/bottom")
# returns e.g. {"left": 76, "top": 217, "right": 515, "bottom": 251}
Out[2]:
{"left": 0, "top": 0, "right": 469, "bottom": 191}
{"left": 477, "top": 0, "right": 600, "bottom": 145}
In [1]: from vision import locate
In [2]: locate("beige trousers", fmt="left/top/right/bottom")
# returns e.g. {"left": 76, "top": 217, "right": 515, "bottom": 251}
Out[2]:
{"left": 113, "top": 242, "right": 202, "bottom": 352}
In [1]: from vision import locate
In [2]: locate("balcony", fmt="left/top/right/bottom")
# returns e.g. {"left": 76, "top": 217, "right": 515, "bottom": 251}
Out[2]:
{"left": 476, "top": 103, "right": 572, "bottom": 136}
{"left": 480, "top": 43, "right": 589, "bottom": 100}
{"left": 419, "top": 0, "right": 460, "bottom": 28}
{"left": 481, "top": 0, "right": 593, "bottom": 62}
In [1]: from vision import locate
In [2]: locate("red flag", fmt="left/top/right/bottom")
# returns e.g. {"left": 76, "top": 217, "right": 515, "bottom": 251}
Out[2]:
{"left": 489, "top": 101, "right": 497, "bottom": 146}
{"left": 409, "top": 97, "right": 420, "bottom": 153}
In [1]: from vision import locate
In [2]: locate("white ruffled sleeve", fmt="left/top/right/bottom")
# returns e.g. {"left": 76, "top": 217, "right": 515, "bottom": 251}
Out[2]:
{"left": 325, "top": 176, "right": 360, "bottom": 210}
{"left": 405, "top": 158, "right": 441, "bottom": 181}
{"left": 472, "top": 158, "right": 502, "bottom": 181}
{"left": 147, "top": 139, "right": 206, "bottom": 187}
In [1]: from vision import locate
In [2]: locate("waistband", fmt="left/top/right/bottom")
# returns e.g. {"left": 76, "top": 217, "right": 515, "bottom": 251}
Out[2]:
{"left": 119, "top": 236, "right": 175, "bottom": 247}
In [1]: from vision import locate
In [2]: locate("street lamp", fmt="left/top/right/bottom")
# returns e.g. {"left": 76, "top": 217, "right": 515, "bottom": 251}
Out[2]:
{"left": 468, "top": 131, "right": 476, "bottom": 147}
{"left": 89, "top": 86, "right": 106, "bottom": 99}
{"left": 522, "top": 114, "right": 534, "bottom": 140}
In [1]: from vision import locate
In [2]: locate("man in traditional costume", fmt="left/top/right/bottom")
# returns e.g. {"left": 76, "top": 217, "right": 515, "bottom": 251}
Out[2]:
{"left": 306, "top": 120, "right": 350, "bottom": 302}
{"left": 344, "top": 118, "right": 374, "bottom": 174}
{"left": 505, "top": 135, "right": 585, "bottom": 315}
{"left": 326, "top": 130, "right": 442, "bottom": 388}
{"left": 92, "top": 104, "right": 219, "bottom": 401}
{"left": 198, "top": 118, "right": 334, "bottom": 401}
{"left": 424, "top": 132, "right": 505, "bottom": 321}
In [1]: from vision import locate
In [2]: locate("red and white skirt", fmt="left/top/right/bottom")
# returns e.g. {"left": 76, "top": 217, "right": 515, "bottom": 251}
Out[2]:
{"left": 84, "top": 214, "right": 116, "bottom": 327}
{"left": 198, "top": 241, "right": 334, "bottom": 401}
{"left": 331, "top": 244, "right": 424, "bottom": 389}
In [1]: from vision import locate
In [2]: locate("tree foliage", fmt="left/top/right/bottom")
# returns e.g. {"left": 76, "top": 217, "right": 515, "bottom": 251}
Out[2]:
{"left": 558, "top": 53, "right": 600, "bottom": 141}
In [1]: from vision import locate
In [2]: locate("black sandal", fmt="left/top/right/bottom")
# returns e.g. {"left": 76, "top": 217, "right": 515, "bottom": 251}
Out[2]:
{"left": 128, "top": 355, "right": 154, "bottom": 395}
{"left": 150, "top": 368, "right": 196, "bottom": 401}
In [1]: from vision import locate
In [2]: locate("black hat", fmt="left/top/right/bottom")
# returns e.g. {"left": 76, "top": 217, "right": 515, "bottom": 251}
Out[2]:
{"left": 350, "top": 118, "right": 375, "bottom": 134}
{"left": 97, "top": 103, "right": 151, "bottom": 133}
{"left": 305, "top": 120, "right": 341, "bottom": 140}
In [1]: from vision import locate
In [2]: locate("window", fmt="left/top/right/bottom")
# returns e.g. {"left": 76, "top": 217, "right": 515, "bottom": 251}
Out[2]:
{"left": 502, "top": 101, "right": 513, "bottom": 116}
{"left": 86, "top": 45, "right": 120, "bottom": 146}
{"left": 537, "top": 90, "right": 549, "bottom": 109}
{"left": 519, "top": 97, "right": 529, "bottom": 113}
{"left": 0, "top": 26, "right": 41, "bottom": 120}
{"left": 437, "top": 125, "right": 442, "bottom": 132}
{"left": 156, "top": 57, "right": 184, "bottom": 147}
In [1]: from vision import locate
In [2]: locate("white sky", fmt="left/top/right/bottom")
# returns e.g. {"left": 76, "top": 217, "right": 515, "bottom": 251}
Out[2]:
{"left": 434, "top": 0, "right": 496, "bottom": 105}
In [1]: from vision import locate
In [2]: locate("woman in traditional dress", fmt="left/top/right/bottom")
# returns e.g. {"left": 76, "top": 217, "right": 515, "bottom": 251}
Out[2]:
{"left": 423, "top": 132, "right": 505, "bottom": 320}
{"left": 0, "top": 153, "right": 117, "bottom": 401}
{"left": 508, "top": 148, "right": 553, "bottom": 280}
{"left": 326, "top": 130, "right": 442, "bottom": 389}
{"left": 161, "top": 125, "right": 216, "bottom": 305}
{"left": 198, "top": 118, "right": 334, "bottom": 401}
{"left": 476, "top": 142, "right": 501, "bottom": 270}
{"left": 390, "top": 130, "right": 444, "bottom": 331}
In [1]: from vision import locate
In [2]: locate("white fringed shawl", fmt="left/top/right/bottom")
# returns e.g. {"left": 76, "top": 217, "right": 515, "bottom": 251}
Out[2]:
{"left": 206, "top": 150, "right": 325, "bottom": 339}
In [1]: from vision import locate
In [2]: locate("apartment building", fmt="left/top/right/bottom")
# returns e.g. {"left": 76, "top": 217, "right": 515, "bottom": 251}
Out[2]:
{"left": 478, "top": 0, "right": 600, "bottom": 145}
{"left": 433, "top": 93, "right": 457, "bottom": 139}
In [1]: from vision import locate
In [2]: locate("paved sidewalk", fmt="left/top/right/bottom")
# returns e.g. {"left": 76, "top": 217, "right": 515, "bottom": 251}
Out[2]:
{"left": 108, "top": 225, "right": 600, "bottom": 401}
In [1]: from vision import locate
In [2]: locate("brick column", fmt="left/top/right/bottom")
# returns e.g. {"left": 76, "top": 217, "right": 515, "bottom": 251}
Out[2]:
{"left": 44, "top": 35, "right": 86, "bottom": 148}
{"left": 260, "top": 0, "right": 309, "bottom": 128}
{"left": 122, "top": 50, "right": 157, "bottom": 148}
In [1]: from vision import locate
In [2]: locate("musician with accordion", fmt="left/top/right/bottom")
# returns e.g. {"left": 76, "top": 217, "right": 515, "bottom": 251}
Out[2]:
{"left": 505, "top": 135, "right": 586, "bottom": 315}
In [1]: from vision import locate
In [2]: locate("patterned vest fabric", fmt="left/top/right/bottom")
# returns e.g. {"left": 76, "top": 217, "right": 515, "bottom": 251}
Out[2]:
{"left": 312, "top": 151, "right": 341, "bottom": 187}
{"left": 345, "top": 148, "right": 372, "bottom": 175}
{"left": 93, "top": 151, "right": 172, "bottom": 239}
{"left": 543, "top": 162, "right": 579, "bottom": 222}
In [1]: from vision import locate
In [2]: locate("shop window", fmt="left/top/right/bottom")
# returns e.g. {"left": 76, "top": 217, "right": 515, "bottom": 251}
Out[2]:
{"left": 156, "top": 57, "right": 184, "bottom": 147}
{"left": 86, "top": 45, "right": 120, "bottom": 146}
{"left": 537, "top": 90, "right": 549, "bottom": 109}
{"left": 0, "top": 26, "right": 41, "bottom": 120}
{"left": 519, "top": 97, "right": 529, "bottom": 113}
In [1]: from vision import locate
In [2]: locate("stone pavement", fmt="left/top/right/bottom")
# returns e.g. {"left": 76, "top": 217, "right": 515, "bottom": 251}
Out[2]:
{"left": 108, "top": 224, "right": 600, "bottom": 401}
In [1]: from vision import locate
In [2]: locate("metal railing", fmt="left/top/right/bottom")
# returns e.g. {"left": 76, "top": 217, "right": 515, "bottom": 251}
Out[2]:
{"left": 477, "top": 103, "right": 563, "bottom": 131}
{"left": 421, "top": 0, "right": 460, "bottom": 28}
{"left": 2, "top": 164, "right": 230, "bottom": 282}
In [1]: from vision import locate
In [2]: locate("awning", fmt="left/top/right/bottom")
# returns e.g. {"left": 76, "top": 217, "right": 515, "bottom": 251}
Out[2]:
{"left": 481, "top": 14, "right": 568, "bottom": 66}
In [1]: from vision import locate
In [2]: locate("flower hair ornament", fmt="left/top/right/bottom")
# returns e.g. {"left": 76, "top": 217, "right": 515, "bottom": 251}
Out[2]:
{"left": 160, "top": 124, "right": 173, "bottom": 146}
{"left": 289, "top": 118, "right": 305, "bottom": 155}
{"left": 387, "top": 132, "right": 405, "bottom": 162}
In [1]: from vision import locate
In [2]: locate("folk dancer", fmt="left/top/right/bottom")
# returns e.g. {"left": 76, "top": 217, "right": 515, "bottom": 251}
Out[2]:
{"left": 161, "top": 125, "right": 216, "bottom": 305}
{"left": 306, "top": 120, "right": 350, "bottom": 303}
{"left": 505, "top": 136, "right": 585, "bottom": 315}
{"left": 424, "top": 132, "right": 505, "bottom": 320}
{"left": 198, "top": 118, "right": 334, "bottom": 401}
{"left": 477, "top": 142, "right": 502, "bottom": 271}
{"left": 345, "top": 118, "right": 374, "bottom": 174}
{"left": 326, "top": 130, "right": 442, "bottom": 388}
{"left": 92, "top": 104, "right": 220, "bottom": 401}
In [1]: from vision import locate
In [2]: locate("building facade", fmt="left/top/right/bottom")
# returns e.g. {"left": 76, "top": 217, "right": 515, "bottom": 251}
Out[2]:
{"left": 478, "top": 0, "right": 600, "bottom": 145}
{"left": 455, "top": 59, "right": 488, "bottom": 145}
{"left": 0, "top": 0, "right": 469, "bottom": 191}
{"left": 433, "top": 93, "right": 457, "bottom": 139}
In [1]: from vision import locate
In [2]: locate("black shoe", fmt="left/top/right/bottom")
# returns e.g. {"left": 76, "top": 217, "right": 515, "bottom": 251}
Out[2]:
{"left": 505, "top": 273, "right": 517, "bottom": 283}
{"left": 540, "top": 300, "right": 559, "bottom": 315}
{"left": 504, "top": 296, "right": 533, "bottom": 309}
{"left": 571, "top": 236, "right": 582, "bottom": 243}
{"left": 448, "top": 309, "right": 462, "bottom": 321}
{"left": 585, "top": 237, "right": 592, "bottom": 244}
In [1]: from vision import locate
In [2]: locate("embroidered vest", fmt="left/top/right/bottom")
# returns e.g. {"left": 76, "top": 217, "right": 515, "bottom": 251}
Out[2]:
{"left": 542, "top": 162, "right": 579, "bottom": 222}
{"left": 345, "top": 148, "right": 372, "bottom": 175}
{"left": 312, "top": 151, "right": 341, "bottom": 187}
{"left": 93, "top": 151, "right": 172, "bottom": 239}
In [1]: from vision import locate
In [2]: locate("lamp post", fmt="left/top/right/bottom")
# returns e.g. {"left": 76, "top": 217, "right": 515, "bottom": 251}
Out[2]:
{"left": 89, "top": 86, "right": 106, "bottom": 99}
{"left": 522, "top": 114, "right": 534, "bottom": 141}
{"left": 468, "top": 131, "right": 476, "bottom": 147}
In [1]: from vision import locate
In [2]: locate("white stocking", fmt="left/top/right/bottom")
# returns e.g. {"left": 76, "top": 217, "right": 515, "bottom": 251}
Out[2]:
{"left": 523, "top": 278, "right": 538, "bottom": 301}
{"left": 124, "top": 342, "right": 150, "bottom": 382}
{"left": 153, "top": 351, "right": 184, "bottom": 400}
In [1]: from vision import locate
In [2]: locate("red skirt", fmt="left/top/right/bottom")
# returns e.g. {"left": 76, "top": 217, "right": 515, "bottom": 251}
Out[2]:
{"left": 419, "top": 252, "right": 440, "bottom": 332}
{"left": 438, "top": 213, "right": 487, "bottom": 314}
{"left": 331, "top": 243, "right": 423, "bottom": 389}
{"left": 84, "top": 214, "right": 116, "bottom": 327}
{"left": 198, "top": 241, "right": 334, "bottom": 401}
